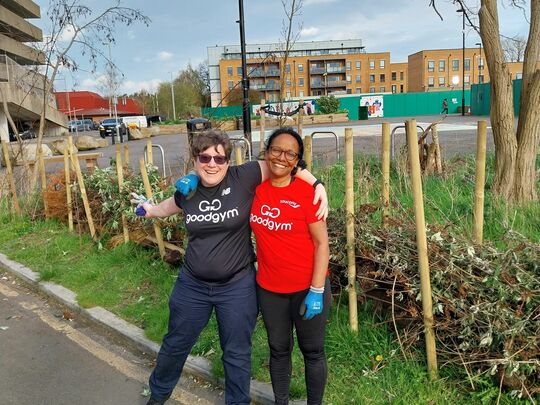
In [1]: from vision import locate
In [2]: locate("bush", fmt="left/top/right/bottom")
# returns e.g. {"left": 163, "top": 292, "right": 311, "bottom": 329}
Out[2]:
{"left": 318, "top": 95, "right": 340, "bottom": 114}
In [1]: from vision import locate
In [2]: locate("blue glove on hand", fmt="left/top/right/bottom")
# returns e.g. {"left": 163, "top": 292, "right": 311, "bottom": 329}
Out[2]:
{"left": 175, "top": 173, "right": 199, "bottom": 196}
{"left": 130, "top": 192, "right": 151, "bottom": 217}
{"left": 302, "top": 290, "right": 324, "bottom": 320}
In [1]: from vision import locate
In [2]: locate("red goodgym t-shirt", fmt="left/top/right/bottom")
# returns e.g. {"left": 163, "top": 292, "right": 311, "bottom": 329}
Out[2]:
{"left": 250, "top": 178, "right": 320, "bottom": 293}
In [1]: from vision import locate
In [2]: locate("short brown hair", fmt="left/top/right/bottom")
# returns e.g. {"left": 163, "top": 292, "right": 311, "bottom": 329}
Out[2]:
{"left": 191, "top": 129, "right": 232, "bottom": 159}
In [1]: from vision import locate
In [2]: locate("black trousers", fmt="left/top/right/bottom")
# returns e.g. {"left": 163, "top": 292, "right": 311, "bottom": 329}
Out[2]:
{"left": 257, "top": 279, "right": 330, "bottom": 405}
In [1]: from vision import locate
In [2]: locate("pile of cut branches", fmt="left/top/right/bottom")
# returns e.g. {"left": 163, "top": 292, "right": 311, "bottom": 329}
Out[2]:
{"left": 328, "top": 207, "right": 539, "bottom": 396}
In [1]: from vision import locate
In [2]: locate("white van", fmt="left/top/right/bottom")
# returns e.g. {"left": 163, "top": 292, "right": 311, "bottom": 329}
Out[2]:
{"left": 122, "top": 116, "right": 148, "bottom": 130}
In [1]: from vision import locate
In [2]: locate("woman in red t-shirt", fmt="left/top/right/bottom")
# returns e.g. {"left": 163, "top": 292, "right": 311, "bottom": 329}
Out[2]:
{"left": 250, "top": 127, "right": 330, "bottom": 405}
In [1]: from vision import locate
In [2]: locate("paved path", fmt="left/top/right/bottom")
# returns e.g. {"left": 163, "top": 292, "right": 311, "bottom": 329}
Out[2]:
{"left": 0, "top": 270, "right": 224, "bottom": 405}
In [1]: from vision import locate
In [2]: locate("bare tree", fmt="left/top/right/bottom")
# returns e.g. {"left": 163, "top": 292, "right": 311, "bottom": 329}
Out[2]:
{"left": 278, "top": 0, "right": 304, "bottom": 124}
{"left": 502, "top": 34, "right": 527, "bottom": 62}
{"left": 430, "top": 0, "right": 540, "bottom": 203}
{"left": 29, "top": 0, "right": 150, "bottom": 184}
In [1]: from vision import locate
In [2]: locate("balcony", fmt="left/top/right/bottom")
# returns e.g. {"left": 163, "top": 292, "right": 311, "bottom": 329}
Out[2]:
{"left": 327, "top": 80, "right": 347, "bottom": 87}
{"left": 265, "top": 69, "right": 281, "bottom": 77}
{"left": 251, "top": 83, "right": 281, "bottom": 91}
{"left": 310, "top": 67, "right": 326, "bottom": 74}
{"left": 248, "top": 69, "right": 265, "bottom": 77}
{"left": 327, "top": 66, "right": 346, "bottom": 73}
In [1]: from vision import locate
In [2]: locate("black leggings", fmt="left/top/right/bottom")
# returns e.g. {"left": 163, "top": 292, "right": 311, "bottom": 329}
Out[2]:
{"left": 257, "top": 280, "right": 330, "bottom": 405}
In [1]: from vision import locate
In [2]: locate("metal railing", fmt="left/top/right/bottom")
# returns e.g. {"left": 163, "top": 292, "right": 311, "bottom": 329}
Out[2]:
{"left": 0, "top": 55, "right": 56, "bottom": 108}
{"left": 310, "top": 131, "right": 340, "bottom": 161}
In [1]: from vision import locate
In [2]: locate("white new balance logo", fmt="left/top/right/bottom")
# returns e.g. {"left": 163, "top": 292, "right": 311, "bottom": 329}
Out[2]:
{"left": 222, "top": 187, "right": 231, "bottom": 196}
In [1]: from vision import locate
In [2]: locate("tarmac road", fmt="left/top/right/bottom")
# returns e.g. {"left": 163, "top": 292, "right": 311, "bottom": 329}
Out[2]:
{"left": 0, "top": 270, "right": 224, "bottom": 405}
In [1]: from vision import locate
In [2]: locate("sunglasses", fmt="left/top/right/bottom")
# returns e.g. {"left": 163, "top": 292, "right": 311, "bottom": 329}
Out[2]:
{"left": 268, "top": 146, "right": 299, "bottom": 162}
{"left": 198, "top": 154, "right": 228, "bottom": 165}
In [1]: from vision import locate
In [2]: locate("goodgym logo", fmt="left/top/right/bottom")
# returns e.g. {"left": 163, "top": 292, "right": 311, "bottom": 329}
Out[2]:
{"left": 260, "top": 204, "right": 280, "bottom": 218}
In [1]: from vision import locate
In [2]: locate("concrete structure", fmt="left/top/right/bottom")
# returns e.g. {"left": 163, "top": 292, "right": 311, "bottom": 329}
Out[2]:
{"left": 0, "top": 0, "right": 67, "bottom": 141}
{"left": 208, "top": 40, "right": 410, "bottom": 107}
{"left": 55, "top": 91, "right": 143, "bottom": 122}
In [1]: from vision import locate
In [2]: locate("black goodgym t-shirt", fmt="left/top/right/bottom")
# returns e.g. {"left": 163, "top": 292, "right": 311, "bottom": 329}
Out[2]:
{"left": 174, "top": 161, "right": 261, "bottom": 283}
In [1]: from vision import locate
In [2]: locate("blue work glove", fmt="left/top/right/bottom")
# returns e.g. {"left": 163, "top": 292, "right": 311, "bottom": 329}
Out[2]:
{"left": 302, "top": 289, "right": 324, "bottom": 320}
{"left": 130, "top": 192, "right": 151, "bottom": 217}
{"left": 175, "top": 172, "right": 199, "bottom": 196}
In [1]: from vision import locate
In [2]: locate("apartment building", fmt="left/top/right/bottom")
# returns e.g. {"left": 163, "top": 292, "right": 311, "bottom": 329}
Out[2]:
{"left": 208, "top": 40, "right": 407, "bottom": 107}
{"left": 0, "top": 0, "right": 66, "bottom": 140}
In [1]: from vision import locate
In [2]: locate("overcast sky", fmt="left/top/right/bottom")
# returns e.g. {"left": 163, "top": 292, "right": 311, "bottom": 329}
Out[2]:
{"left": 33, "top": 0, "right": 530, "bottom": 95}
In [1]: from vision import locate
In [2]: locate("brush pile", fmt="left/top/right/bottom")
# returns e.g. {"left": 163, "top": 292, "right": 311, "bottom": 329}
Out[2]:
{"left": 328, "top": 206, "right": 539, "bottom": 395}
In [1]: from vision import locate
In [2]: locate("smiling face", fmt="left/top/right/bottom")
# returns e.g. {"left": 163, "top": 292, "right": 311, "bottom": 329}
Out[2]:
{"left": 265, "top": 133, "right": 300, "bottom": 182}
{"left": 194, "top": 144, "right": 230, "bottom": 187}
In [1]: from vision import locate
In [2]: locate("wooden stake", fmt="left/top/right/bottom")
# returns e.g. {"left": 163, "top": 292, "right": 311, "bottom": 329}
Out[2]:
{"left": 1, "top": 140, "right": 21, "bottom": 215}
{"left": 63, "top": 141, "right": 73, "bottom": 232}
{"left": 381, "top": 122, "right": 391, "bottom": 228}
{"left": 297, "top": 99, "right": 304, "bottom": 137}
{"left": 123, "top": 144, "right": 129, "bottom": 170}
{"left": 474, "top": 120, "right": 487, "bottom": 245}
{"left": 115, "top": 145, "right": 129, "bottom": 243}
{"left": 431, "top": 125, "right": 443, "bottom": 174}
{"left": 146, "top": 140, "right": 153, "bottom": 165}
{"left": 139, "top": 157, "right": 166, "bottom": 258}
{"left": 70, "top": 138, "right": 96, "bottom": 240}
{"left": 405, "top": 119, "right": 438, "bottom": 380}
{"left": 38, "top": 146, "right": 49, "bottom": 218}
{"left": 345, "top": 128, "right": 358, "bottom": 332}
{"left": 235, "top": 144, "right": 244, "bottom": 165}
{"left": 304, "top": 135, "right": 313, "bottom": 172}
{"left": 259, "top": 99, "right": 266, "bottom": 155}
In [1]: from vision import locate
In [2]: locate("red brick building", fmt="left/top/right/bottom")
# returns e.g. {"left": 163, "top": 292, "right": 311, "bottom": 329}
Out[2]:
{"left": 54, "top": 91, "right": 143, "bottom": 121}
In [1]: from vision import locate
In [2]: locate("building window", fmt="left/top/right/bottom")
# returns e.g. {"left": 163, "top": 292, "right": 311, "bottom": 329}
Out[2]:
{"left": 478, "top": 57, "right": 484, "bottom": 70}
{"left": 427, "top": 60, "right": 435, "bottom": 72}
{"left": 369, "top": 60, "right": 375, "bottom": 69}
{"left": 464, "top": 75, "right": 470, "bottom": 85}
{"left": 391, "top": 71, "right": 397, "bottom": 81}
{"left": 346, "top": 75, "right": 352, "bottom": 84}
{"left": 370, "top": 87, "right": 375, "bottom": 93}
{"left": 286, "top": 78, "right": 291, "bottom": 86}
{"left": 438, "top": 77, "right": 445, "bottom": 87}
{"left": 346, "top": 89, "right": 352, "bottom": 94}
{"left": 452, "top": 59, "right": 459, "bottom": 71}
{"left": 428, "top": 77, "right": 434, "bottom": 87}
{"left": 478, "top": 75, "right": 485, "bottom": 83}
{"left": 400, "top": 71, "right": 404, "bottom": 80}
{"left": 237, "top": 66, "right": 243, "bottom": 75}
{"left": 380, "top": 86, "right": 386, "bottom": 92}
{"left": 346, "top": 61, "right": 351, "bottom": 71}
{"left": 356, "top": 60, "right": 361, "bottom": 69}
{"left": 516, "top": 72, "right": 523, "bottom": 79}
{"left": 369, "top": 74, "right": 375, "bottom": 83}
{"left": 298, "top": 63, "right": 304, "bottom": 72}
{"left": 380, "top": 60, "right": 385, "bottom": 69}
{"left": 299, "top": 90, "right": 304, "bottom": 97}
{"left": 285, "top": 64, "right": 290, "bottom": 73}
{"left": 380, "top": 74, "right": 385, "bottom": 83}
{"left": 355, "top": 75, "right": 361, "bottom": 83}
{"left": 355, "top": 87, "right": 361, "bottom": 94}
{"left": 464, "top": 59, "right": 471, "bottom": 71}
{"left": 439, "top": 60, "right": 445, "bottom": 72}
{"left": 299, "top": 77, "right": 304, "bottom": 86}
{"left": 400, "top": 84, "right": 404, "bottom": 92}
{"left": 391, "top": 84, "right": 397, "bottom": 93}
{"left": 286, "top": 91, "right": 291, "bottom": 98}
{"left": 227, "top": 66, "right": 233, "bottom": 76}
{"left": 228, "top": 80, "right": 234, "bottom": 90}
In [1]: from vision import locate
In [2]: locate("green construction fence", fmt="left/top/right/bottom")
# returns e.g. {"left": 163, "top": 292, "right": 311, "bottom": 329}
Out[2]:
{"left": 470, "top": 79, "right": 522, "bottom": 116}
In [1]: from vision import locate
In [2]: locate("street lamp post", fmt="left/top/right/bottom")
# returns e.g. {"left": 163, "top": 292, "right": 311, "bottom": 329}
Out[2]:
{"left": 457, "top": 8, "right": 465, "bottom": 116}
{"left": 237, "top": 0, "right": 252, "bottom": 145}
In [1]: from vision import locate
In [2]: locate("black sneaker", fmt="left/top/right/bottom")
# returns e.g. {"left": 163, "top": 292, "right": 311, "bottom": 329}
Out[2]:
{"left": 146, "top": 397, "right": 166, "bottom": 405}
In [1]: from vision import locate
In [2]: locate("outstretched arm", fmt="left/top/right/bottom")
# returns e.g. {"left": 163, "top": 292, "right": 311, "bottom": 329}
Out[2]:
{"left": 141, "top": 196, "right": 181, "bottom": 218}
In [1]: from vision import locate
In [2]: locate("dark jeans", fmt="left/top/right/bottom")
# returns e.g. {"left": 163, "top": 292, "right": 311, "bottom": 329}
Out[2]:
{"left": 257, "top": 279, "right": 330, "bottom": 405}
{"left": 149, "top": 268, "right": 258, "bottom": 405}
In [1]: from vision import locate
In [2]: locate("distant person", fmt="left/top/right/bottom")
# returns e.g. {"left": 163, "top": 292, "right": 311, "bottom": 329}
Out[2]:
{"left": 441, "top": 98, "right": 449, "bottom": 114}
{"left": 306, "top": 103, "right": 312, "bottom": 115}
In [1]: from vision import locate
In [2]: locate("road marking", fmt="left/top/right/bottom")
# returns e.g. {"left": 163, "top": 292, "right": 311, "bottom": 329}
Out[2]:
{"left": 18, "top": 300, "right": 214, "bottom": 405}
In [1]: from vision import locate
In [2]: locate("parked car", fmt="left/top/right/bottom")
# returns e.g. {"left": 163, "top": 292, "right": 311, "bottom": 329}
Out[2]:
{"left": 99, "top": 118, "right": 128, "bottom": 139}
{"left": 81, "top": 118, "right": 99, "bottom": 130}
{"left": 8, "top": 128, "right": 37, "bottom": 142}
